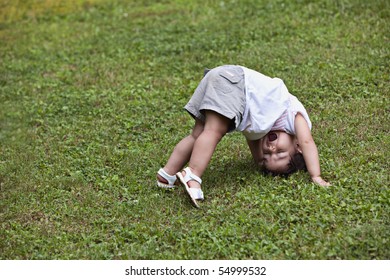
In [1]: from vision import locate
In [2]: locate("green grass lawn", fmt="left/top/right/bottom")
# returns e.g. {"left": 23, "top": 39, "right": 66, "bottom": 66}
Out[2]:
{"left": 0, "top": 0, "right": 389, "bottom": 259}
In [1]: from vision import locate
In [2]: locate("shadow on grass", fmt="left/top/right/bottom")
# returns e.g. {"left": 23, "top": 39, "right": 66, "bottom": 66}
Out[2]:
{"left": 201, "top": 158, "right": 262, "bottom": 198}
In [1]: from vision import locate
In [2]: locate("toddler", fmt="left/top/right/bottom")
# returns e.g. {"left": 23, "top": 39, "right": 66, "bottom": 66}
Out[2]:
{"left": 156, "top": 65, "right": 330, "bottom": 208}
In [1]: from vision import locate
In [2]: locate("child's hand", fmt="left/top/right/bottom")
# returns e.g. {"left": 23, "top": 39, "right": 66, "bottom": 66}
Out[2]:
{"left": 311, "top": 176, "right": 331, "bottom": 187}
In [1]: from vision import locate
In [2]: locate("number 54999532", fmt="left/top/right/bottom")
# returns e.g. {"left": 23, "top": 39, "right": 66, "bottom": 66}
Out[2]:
{"left": 218, "top": 266, "right": 266, "bottom": 276}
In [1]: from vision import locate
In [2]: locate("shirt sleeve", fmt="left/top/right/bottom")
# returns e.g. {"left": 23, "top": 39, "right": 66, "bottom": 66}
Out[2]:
{"left": 285, "top": 95, "right": 312, "bottom": 134}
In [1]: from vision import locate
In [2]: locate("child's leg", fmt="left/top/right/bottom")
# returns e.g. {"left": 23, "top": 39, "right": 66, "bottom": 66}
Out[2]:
{"left": 183, "top": 110, "right": 231, "bottom": 189}
{"left": 157, "top": 119, "right": 204, "bottom": 184}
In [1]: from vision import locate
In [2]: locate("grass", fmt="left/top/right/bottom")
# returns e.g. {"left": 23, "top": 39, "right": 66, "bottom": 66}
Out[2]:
{"left": 0, "top": 0, "right": 389, "bottom": 259}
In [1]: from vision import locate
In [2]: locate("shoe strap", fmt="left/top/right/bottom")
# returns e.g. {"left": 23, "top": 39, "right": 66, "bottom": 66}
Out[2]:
{"left": 189, "top": 187, "right": 204, "bottom": 200}
{"left": 183, "top": 167, "right": 202, "bottom": 185}
{"left": 157, "top": 168, "right": 177, "bottom": 185}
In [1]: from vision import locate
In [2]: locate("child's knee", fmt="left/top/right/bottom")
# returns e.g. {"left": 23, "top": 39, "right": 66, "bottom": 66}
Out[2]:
{"left": 203, "top": 127, "right": 226, "bottom": 142}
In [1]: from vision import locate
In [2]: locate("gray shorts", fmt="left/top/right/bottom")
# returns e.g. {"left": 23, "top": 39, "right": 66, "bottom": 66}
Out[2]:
{"left": 184, "top": 65, "right": 246, "bottom": 131}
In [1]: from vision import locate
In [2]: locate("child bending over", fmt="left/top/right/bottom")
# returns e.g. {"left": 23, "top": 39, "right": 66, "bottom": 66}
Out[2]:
{"left": 156, "top": 65, "right": 331, "bottom": 208}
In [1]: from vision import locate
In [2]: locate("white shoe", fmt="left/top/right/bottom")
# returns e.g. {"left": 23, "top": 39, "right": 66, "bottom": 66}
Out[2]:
{"left": 156, "top": 168, "right": 177, "bottom": 189}
{"left": 176, "top": 167, "right": 204, "bottom": 208}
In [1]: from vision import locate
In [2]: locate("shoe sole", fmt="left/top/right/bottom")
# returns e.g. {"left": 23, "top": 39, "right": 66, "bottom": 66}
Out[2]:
{"left": 156, "top": 180, "right": 176, "bottom": 189}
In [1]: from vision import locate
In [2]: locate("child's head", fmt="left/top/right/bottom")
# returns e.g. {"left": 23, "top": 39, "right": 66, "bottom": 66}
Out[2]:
{"left": 261, "top": 131, "right": 307, "bottom": 176}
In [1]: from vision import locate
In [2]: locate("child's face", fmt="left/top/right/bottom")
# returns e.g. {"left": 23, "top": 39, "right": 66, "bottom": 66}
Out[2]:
{"left": 261, "top": 131, "right": 299, "bottom": 173}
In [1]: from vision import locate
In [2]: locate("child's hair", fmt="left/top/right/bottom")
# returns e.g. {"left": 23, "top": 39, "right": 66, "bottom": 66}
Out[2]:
{"left": 262, "top": 153, "right": 307, "bottom": 177}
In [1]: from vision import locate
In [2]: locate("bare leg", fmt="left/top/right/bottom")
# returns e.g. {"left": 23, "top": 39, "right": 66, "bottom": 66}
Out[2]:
{"left": 157, "top": 119, "right": 204, "bottom": 184}
{"left": 184, "top": 110, "right": 230, "bottom": 189}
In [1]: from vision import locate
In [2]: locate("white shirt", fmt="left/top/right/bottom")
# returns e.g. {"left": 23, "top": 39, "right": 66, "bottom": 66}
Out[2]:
{"left": 236, "top": 66, "right": 311, "bottom": 140}
{"left": 284, "top": 95, "right": 312, "bottom": 134}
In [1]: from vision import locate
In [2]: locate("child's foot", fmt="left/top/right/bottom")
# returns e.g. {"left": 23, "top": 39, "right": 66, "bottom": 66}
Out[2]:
{"left": 176, "top": 167, "right": 204, "bottom": 208}
{"left": 179, "top": 168, "right": 202, "bottom": 189}
{"left": 156, "top": 168, "right": 177, "bottom": 189}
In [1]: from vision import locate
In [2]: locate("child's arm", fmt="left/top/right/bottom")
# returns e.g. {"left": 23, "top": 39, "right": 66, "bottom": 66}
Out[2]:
{"left": 294, "top": 114, "right": 331, "bottom": 186}
{"left": 246, "top": 138, "right": 263, "bottom": 167}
